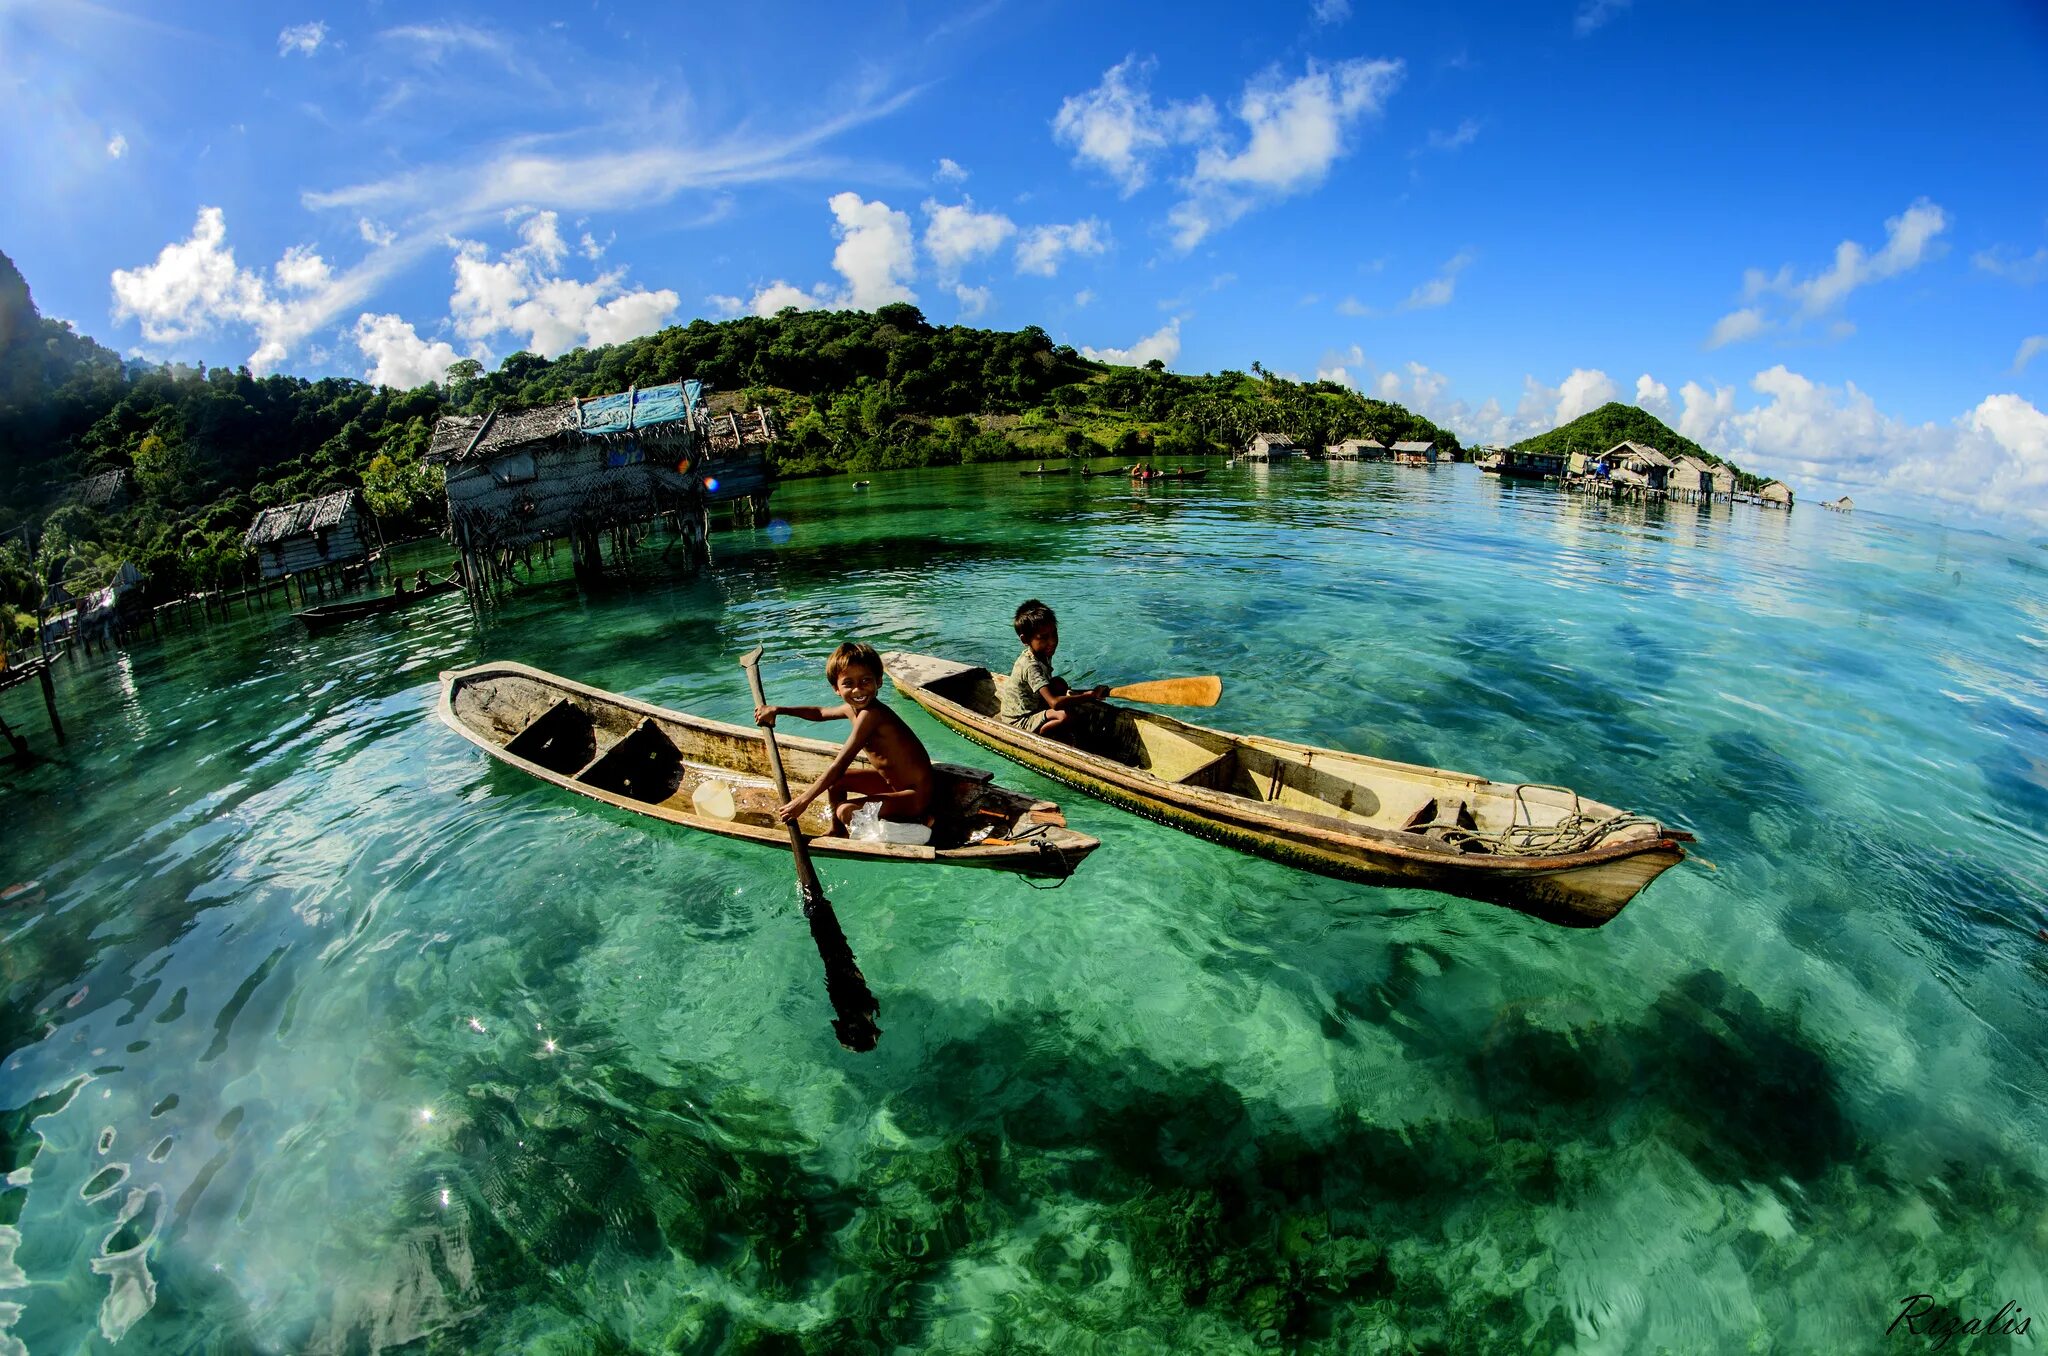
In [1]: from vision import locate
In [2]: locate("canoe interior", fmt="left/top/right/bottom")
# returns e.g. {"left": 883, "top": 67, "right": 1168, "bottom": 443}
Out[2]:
{"left": 451, "top": 669, "right": 1059, "bottom": 849}
{"left": 915, "top": 665, "right": 1664, "bottom": 854}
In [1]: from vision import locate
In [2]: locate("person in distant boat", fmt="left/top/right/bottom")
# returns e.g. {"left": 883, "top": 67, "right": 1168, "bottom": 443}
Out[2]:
{"left": 999, "top": 599, "right": 1107, "bottom": 743}
{"left": 755, "top": 641, "right": 934, "bottom": 833}
{"left": 392, "top": 575, "right": 409, "bottom": 597}
{"left": 414, "top": 569, "right": 431, "bottom": 590}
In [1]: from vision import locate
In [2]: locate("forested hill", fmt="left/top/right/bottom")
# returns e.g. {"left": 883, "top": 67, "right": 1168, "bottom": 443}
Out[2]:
{"left": 1513, "top": 402, "right": 1753, "bottom": 481}
{"left": 0, "top": 247, "right": 1460, "bottom": 639}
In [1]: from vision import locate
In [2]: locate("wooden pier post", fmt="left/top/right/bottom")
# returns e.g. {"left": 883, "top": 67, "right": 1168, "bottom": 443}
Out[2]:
{"left": 38, "top": 660, "right": 64, "bottom": 743}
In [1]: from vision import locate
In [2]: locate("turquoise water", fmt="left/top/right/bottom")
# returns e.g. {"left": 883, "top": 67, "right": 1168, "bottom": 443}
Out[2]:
{"left": 3, "top": 463, "right": 2045, "bottom": 1352}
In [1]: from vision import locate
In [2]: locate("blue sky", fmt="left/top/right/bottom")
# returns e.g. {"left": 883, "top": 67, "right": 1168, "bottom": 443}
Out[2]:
{"left": 4, "top": 0, "right": 2045, "bottom": 529}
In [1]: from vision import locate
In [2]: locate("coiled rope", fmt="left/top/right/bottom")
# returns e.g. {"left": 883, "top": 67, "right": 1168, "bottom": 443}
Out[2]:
{"left": 1427, "top": 783, "right": 1665, "bottom": 858}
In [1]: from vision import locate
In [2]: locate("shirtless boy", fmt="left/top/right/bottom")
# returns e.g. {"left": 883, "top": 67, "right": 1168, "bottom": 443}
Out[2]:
{"left": 755, "top": 642, "right": 934, "bottom": 832}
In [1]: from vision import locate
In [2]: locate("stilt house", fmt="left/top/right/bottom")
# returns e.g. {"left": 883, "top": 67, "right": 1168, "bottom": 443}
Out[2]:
{"left": 1244, "top": 431, "right": 1302, "bottom": 461}
{"left": 1324, "top": 437, "right": 1388, "bottom": 461}
{"left": 1760, "top": 481, "right": 1795, "bottom": 509}
{"left": 427, "top": 380, "right": 774, "bottom": 591}
{"left": 1391, "top": 440, "right": 1436, "bottom": 465}
{"left": 63, "top": 469, "right": 129, "bottom": 512}
{"left": 244, "top": 490, "right": 367, "bottom": 581}
{"left": 1598, "top": 442, "right": 1674, "bottom": 493}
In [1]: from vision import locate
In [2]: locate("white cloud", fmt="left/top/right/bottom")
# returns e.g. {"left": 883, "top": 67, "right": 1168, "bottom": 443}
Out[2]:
{"left": 826, "top": 191, "right": 916, "bottom": 309}
{"left": 709, "top": 281, "right": 829, "bottom": 318}
{"left": 273, "top": 244, "right": 332, "bottom": 292}
{"left": 1052, "top": 55, "right": 1217, "bottom": 196}
{"left": 109, "top": 206, "right": 394, "bottom": 374}
{"left": 1707, "top": 306, "right": 1769, "bottom": 349}
{"left": 448, "top": 211, "right": 677, "bottom": 356}
{"left": 1712, "top": 199, "right": 1949, "bottom": 345}
{"left": 1423, "top": 119, "right": 1480, "bottom": 153}
{"left": 1015, "top": 218, "right": 1109, "bottom": 277}
{"left": 106, "top": 132, "right": 127, "bottom": 159}
{"left": 358, "top": 217, "right": 396, "bottom": 248}
{"left": 278, "top": 21, "right": 328, "bottom": 56}
{"left": 952, "top": 283, "right": 992, "bottom": 319}
{"left": 1312, "top": 0, "right": 1351, "bottom": 22}
{"left": 1171, "top": 57, "right": 1404, "bottom": 249}
{"left": 1401, "top": 249, "right": 1473, "bottom": 310}
{"left": 1554, "top": 368, "right": 1620, "bottom": 423}
{"left": 708, "top": 193, "right": 917, "bottom": 317}
{"left": 1081, "top": 318, "right": 1180, "bottom": 368}
{"left": 1975, "top": 244, "right": 2048, "bottom": 286}
{"left": 1574, "top": 0, "right": 1630, "bottom": 35}
{"left": 935, "top": 157, "right": 968, "bottom": 184}
{"left": 1635, "top": 373, "right": 1671, "bottom": 418}
{"left": 922, "top": 198, "right": 1016, "bottom": 274}
{"left": 579, "top": 231, "right": 607, "bottom": 261}
{"left": 1073, "top": 288, "right": 1095, "bottom": 307}
{"left": 514, "top": 209, "right": 568, "bottom": 267}
{"left": 353, "top": 313, "right": 464, "bottom": 389}
{"left": 2015, "top": 335, "right": 2048, "bottom": 374}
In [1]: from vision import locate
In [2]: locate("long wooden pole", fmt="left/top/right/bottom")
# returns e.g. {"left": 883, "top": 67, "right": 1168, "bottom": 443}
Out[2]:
{"left": 739, "top": 645, "right": 880, "bottom": 1052}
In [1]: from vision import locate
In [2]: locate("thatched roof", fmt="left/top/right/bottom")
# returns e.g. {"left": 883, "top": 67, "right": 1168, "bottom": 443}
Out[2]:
{"left": 1602, "top": 440, "right": 1672, "bottom": 467}
{"left": 1392, "top": 440, "right": 1434, "bottom": 453}
{"left": 1329, "top": 437, "right": 1386, "bottom": 451}
{"left": 244, "top": 489, "right": 357, "bottom": 548}
{"left": 64, "top": 469, "right": 128, "bottom": 509}
{"left": 428, "top": 381, "right": 706, "bottom": 466}
{"left": 1250, "top": 431, "right": 1296, "bottom": 445}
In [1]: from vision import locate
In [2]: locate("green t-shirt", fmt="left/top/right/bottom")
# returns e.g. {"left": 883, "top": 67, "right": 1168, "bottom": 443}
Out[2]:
{"left": 999, "top": 649, "right": 1055, "bottom": 723}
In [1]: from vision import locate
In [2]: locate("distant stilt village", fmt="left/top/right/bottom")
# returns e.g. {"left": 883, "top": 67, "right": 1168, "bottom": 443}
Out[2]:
{"left": 4, "top": 387, "right": 1835, "bottom": 757}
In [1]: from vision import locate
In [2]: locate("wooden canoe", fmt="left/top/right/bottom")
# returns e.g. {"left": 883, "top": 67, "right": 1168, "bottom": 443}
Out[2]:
{"left": 296, "top": 579, "right": 460, "bottom": 632}
{"left": 882, "top": 652, "right": 1690, "bottom": 926}
{"left": 1017, "top": 467, "right": 1072, "bottom": 477}
{"left": 438, "top": 661, "right": 1098, "bottom": 878}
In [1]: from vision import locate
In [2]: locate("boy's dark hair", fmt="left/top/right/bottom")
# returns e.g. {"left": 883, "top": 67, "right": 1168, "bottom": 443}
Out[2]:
{"left": 826, "top": 641, "right": 883, "bottom": 684}
{"left": 1013, "top": 599, "right": 1057, "bottom": 641}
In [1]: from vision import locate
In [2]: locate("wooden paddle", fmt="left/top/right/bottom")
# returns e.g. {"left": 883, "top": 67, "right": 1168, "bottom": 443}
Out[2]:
{"left": 1105, "top": 675, "right": 1223, "bottom": 707}
{"left": 739, "top": 646, "right": 881, "bottom": 1053}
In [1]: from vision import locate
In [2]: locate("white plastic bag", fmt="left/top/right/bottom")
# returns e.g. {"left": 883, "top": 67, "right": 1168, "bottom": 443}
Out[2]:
{"left": 848, "top": 799, "right": 931, "bottom": 845}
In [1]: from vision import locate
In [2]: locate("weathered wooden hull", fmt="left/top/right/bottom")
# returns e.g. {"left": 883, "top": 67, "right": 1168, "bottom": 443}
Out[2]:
{"left": 438, "top": 662, "right": 1097, "bottom": 878}
{"left": 883, "top": 653, "right": 1688, "bottom": 927}
{"left": 296, "top": 581, "right": 459, "bottom": 631}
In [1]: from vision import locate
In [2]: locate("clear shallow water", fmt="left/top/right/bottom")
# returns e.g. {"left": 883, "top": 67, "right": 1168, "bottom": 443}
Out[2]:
{"left": 3, "top": 464, "right": 2046, "bottom": 1353}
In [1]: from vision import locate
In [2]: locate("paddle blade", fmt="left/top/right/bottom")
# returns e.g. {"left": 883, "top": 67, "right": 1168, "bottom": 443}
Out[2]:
{"left": 1108, "top": 675, "right": 1223, "bottom": 707}
{"left": 802, "top": 888, "right": 881, "bottom": 1052}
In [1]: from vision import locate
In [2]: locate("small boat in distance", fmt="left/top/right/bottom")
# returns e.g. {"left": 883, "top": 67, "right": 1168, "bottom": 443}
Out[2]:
{"left": 295, "top": 578, "right": 459, "bottom": 633}
{"left": 1131, "top": 466, "right": 1208, "bottom": 483}
{"left": 1017, "top": 465, "right": 1072, "bottom": 477}
{"left": 439, "top": 661, "right": 1098, "bottom": 878}
{"left": 851, "top": 480, "right": 872, "bottom": 490}
{"left": 883, "top": 652, "right": 1690, "bottom": 927}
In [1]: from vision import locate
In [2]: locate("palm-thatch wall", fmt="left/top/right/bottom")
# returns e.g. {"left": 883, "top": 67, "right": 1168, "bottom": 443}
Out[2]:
{"left": 244, "top": 490, "right": 366, "bottom": 580}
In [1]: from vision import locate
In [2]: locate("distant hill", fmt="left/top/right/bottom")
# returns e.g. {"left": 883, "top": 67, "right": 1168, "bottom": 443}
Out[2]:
{"left": 1512, "top": 402, "right": 1753, "bottom": 480}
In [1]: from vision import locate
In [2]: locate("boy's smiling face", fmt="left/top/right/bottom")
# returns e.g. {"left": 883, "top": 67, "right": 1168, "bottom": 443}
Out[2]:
{"left": 1026, "top": 622, "right": 1058, "bottom": 660}
{"left": 835, "top": 663, "right": 881, "bottom": 709}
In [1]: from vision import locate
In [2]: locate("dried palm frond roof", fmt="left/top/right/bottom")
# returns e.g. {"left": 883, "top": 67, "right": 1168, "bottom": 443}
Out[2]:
{"left": 428, "top": 381, "right": 706, "bottom": 465}
{"left": 64, "top": 469, "right": 128, "bottom": 508}
{"left": 1391, "top": 440, "right": 1435, "bottom": 452}
{"left": 244, "top": 489, "right": 358, "bottom": 547}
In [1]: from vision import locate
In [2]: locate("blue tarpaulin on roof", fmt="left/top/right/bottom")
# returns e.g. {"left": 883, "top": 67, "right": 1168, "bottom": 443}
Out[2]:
{"left": 578, "top": 382, "right": 698, "bottom": 435}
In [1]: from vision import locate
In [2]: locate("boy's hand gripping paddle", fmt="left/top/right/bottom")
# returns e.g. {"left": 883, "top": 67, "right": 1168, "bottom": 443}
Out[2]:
{"left": 739, "top": 646, "right": 881, "bottom": 1052}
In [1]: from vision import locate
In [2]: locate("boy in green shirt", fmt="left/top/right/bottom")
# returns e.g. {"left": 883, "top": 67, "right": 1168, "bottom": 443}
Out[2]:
{"left": 997, "top": 599, "right": 1107, "bottom": 742}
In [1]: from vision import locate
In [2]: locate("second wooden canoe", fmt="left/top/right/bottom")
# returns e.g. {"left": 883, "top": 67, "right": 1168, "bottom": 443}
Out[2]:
{"left": 439, "top": 661, "right": 1098, "bottom": 878}
{"left": 296, "top": 580, "right": 460, "bottom": 632}
{"left": 883, "top": 651, "right": 1689, "bottom": 926}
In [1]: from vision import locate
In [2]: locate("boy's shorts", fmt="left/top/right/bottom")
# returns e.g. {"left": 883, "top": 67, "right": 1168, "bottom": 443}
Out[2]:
{"left": 1005, "top": 709, "right": 1057, "bottom": 735}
